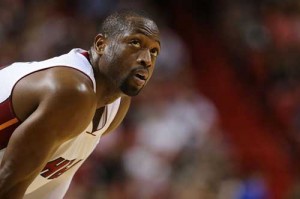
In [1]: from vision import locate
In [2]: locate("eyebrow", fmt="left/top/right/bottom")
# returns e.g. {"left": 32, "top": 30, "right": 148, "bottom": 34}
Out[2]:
{"left": 150, "top": 39, "right": 160, "bottom": 48}
{"left": 132, "top": 30, "right": 161, "bottom": 48}
{"left": 155, "top": 40, "right": 161, "bottom": 48}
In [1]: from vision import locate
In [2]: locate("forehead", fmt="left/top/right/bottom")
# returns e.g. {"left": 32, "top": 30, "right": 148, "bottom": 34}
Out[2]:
{"left": 125, "top": 18, "right": 160, "bottom": 43}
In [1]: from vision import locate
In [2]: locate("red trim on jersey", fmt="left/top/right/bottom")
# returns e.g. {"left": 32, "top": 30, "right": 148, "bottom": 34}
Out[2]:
{"left": 0, "top": 118, "right": 18, "bottom": 131}
{"left": 0, "top": 98, "right": 15, "bottom": 123}
{"left": 0, "top": 98, "right": 20, "bottom": 149}
{"left": 80, "top": 51, "right": 92, "bottom": 65}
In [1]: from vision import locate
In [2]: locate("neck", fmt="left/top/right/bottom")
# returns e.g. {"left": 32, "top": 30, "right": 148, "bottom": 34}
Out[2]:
{"left": 88, "top": 48, "right": 123, "bottom": 108}
{"left": 94, "top": 72, "right": 123, "bottom": 108}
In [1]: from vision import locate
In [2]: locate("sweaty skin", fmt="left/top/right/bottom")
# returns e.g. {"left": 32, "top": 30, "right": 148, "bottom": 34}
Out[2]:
{"left": 0, "top": 17, "right": 160, "bottom": 198}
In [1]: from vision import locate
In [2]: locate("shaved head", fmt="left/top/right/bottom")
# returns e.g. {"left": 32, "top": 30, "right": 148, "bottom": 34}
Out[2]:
{"left": 99, "top": 10, "right": 159, "bottom": 38}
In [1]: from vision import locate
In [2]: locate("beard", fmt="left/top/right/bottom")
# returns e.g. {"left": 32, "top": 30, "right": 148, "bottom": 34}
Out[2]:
{"left": 101, "top": 52, "right": 146, "bottom": 96}
{"left": 119, "top": 74, "right": 144, "bottom": 96}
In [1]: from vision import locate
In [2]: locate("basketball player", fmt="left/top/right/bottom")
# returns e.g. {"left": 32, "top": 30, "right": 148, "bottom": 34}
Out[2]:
{"left": 0, "top": 10, "right": 160, "bottom": 199}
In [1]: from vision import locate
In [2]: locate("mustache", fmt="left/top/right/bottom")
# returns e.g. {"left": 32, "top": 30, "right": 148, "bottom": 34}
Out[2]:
{"left": 131, "top": 65, "right": 149, "bottom": 71}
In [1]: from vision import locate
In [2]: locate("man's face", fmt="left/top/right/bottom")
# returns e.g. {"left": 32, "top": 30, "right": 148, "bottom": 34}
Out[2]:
{"left": 100, "top": 18, "right": 160, "bottom": 96}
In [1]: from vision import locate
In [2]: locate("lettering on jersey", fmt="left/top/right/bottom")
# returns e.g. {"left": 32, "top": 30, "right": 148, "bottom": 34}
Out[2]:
{"left": 41, "top": 157, "right": 82, "bottom": 180}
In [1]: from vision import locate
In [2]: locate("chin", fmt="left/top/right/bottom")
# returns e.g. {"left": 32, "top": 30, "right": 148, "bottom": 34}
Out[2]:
{"left": 123, "top": 88, "right": 141, "bottom": 96}
{"left": 120, "top": 85, "right": 141, "bottom": 96}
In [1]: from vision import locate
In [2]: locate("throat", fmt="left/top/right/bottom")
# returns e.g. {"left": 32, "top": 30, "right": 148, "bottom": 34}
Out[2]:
{"left": 94, "top": 73, "right": 122, "bottom": 108}
{"left": 96, "top": 94, "right": 121, "bottom": 108}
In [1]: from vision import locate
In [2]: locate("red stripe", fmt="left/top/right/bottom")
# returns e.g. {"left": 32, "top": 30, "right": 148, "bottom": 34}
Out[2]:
{"left": 0, "top": 122, "right": 19, "bottom": 149}
{"left": 81, "top": 51, "right": 89, "bottom": 59}
{"left": 0, "top": 98, "right": 20, "bottom": 150}
{"left": 0, "top": 98, "right": 16, "bottom": 123}
{"left": 80, "top": 51, "right": 92, "bottom": 65}
{"left": 0, "top": 118, "right": 18, "bottom": 131}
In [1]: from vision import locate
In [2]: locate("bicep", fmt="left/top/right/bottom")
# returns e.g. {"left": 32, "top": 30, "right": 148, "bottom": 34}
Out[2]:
{"left": 0, "top": 108, "right": 64, "bottom": 189}
{"left": 0, "top": 79, "right": 96, "bottom": 195}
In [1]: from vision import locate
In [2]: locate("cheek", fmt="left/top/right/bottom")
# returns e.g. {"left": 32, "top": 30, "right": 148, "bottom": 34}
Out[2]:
{"left": 104, "top": 47, "right": 123, "bottom": 69}
{"left": 111, "top": 46, "right": 131, "bottom": 67}
{"left": 149, "top": 65, "right": 155, "bottom": 76}
{"left": 108, "top": 44, "right": 122, "bottom": 60}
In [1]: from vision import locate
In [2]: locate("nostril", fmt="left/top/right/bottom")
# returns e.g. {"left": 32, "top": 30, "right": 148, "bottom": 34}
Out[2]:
{"left": 137, "top": 56, "right": 151, "bottom": 67}
{"left": 140, "top": 60, "right": 146, "bottom": 66}
{"left": 138, "top": 60, "right": 149, "bottom": 67}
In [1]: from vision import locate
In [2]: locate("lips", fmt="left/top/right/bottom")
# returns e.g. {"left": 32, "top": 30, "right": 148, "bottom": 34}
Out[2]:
{"left": 134, "top": 69, "right": 149, "bottom": 81}
{"left": 132, "top": 68, "right": 149, "bottom": 86}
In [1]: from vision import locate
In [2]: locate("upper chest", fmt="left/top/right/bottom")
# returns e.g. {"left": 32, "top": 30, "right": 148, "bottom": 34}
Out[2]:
{"left": 92, "top": 107, "right": 106, "bottom": 132}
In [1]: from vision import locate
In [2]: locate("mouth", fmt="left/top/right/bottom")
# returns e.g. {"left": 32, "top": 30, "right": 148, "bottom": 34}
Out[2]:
{"left": 134, "top": 69, "right": 149, "bottom": 80}
{"left": 132, "top": 69, "right": 149, "bottom": 86}
{"left": 135, "top": 73, "right": 146, "bottom": 81}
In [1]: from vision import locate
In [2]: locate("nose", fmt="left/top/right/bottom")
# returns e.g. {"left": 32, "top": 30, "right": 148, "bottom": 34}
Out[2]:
{"left": 137, "top": 49, "right": 152, "bottom": 68}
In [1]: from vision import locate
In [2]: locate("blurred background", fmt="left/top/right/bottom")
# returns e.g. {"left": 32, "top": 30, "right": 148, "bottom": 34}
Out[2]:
{"left": 2, "top": 0, "right": 300, "bottom": 198}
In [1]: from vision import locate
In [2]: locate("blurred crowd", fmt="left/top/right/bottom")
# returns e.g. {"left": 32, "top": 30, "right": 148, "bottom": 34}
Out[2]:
{"left": 2, "top": 0, "right": 300, "bottom": 199}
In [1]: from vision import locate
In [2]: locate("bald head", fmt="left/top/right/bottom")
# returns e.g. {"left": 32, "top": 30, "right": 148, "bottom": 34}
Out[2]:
{"left": 99, "top": 10, "right": 159, "bottom": 38}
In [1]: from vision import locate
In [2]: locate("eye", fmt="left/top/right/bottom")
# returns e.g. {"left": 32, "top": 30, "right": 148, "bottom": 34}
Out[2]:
{"left": 130, "top": 40, "right": 141, "bottom": 48}
{"left": 150, "top": 48, "right": 159, "bottom": 57}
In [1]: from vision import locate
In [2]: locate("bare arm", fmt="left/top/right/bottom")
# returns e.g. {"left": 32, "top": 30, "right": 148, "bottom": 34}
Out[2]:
{"left": 0, "top": 68, "right": 96, "bottom": 198}
{"left": 103, "top": 96, "right": 131, "bottom": 136}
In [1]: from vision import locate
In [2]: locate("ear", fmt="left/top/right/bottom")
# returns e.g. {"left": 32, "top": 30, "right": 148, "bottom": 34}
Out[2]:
{"left": 93, "top": 34, "right": 106, "bottom": 55}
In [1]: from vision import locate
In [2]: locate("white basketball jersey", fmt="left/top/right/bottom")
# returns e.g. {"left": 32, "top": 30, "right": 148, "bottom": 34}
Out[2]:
{"left": 0, "top": 48, "right": 121, "bottom": 199}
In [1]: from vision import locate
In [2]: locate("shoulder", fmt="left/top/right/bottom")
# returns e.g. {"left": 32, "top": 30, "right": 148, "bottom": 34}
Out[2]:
{"left": 22, "top": 66, "right": 94, "bottom": 98}
{"left": 13, "top": 66, "right": 97, "bottom": 122}
{"left": 43, "top": 67, "right": 95, "bottom": 101}
{"left": 43, "top": 67, "right": 96, "bottom": 113}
